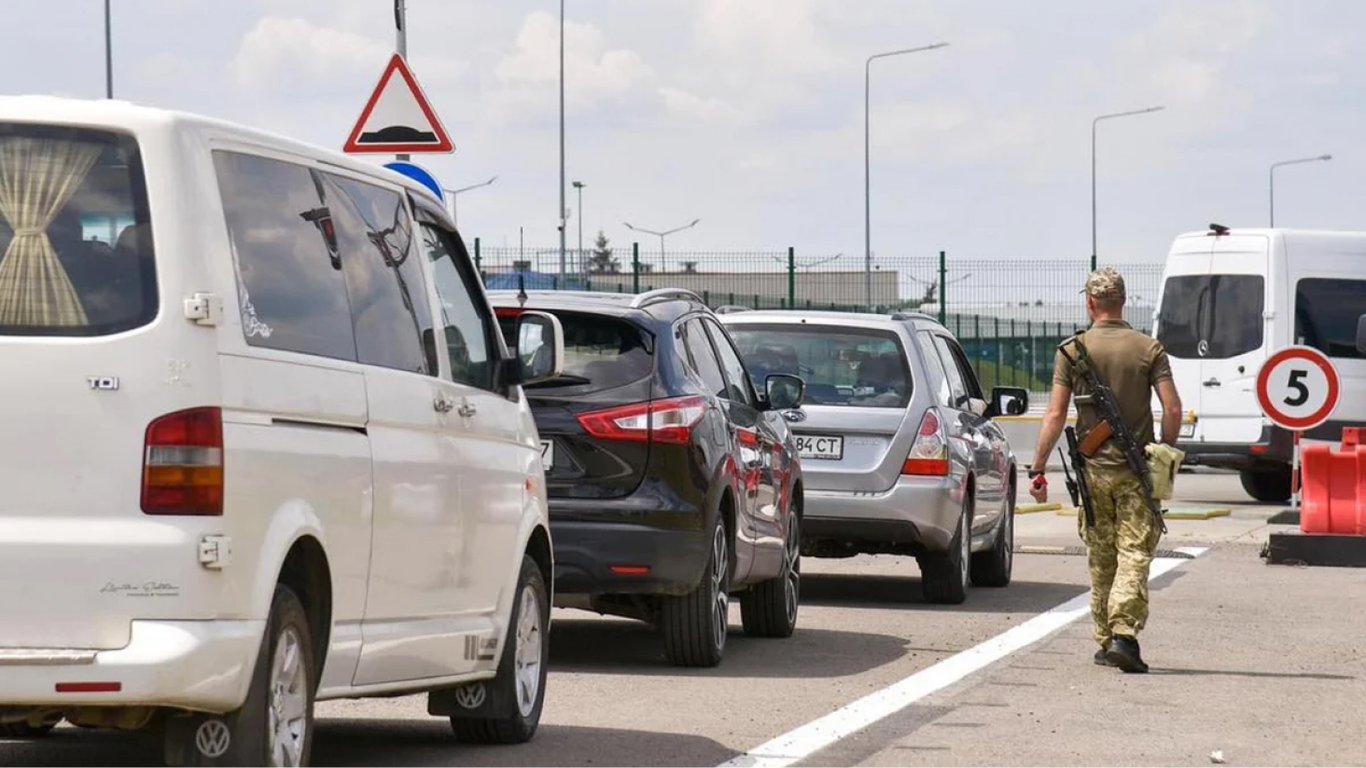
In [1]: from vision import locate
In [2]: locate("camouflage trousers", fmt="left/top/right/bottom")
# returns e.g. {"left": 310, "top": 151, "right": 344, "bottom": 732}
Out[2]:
{"left": 1078, "top": 465, "right": 1161, "bottom": 647}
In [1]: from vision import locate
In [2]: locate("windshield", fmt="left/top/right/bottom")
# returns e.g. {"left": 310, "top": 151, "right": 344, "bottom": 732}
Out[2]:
{"left": 1157, "top": 275, "right": 1264, "bottom": 359}
{"left": 728, "top": 324, "right": 910, "bottom": 407}
{"left": 497, "top": 309, "right": 653, "bottom": 393}
{"left": 0, "top": 124, "right": 157, "bottom": 336}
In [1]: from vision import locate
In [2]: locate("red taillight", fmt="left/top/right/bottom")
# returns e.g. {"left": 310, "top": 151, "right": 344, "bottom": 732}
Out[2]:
{"left": 902, "top": 410, "right": 949, "bottom": 476}
{"left": 577, "top": 396, "right": 708, "bottom": 445}
{"left": 56, "top": 682, "right": 122, "bottom": 693}
{"left": 142, "top": 407, "right": 224, "bottom": 516}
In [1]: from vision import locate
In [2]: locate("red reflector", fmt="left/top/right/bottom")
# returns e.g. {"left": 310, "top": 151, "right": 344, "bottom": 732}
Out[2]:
{"left": 494, "top": 308, "right": 525, "bottom": 318}
{"left": 1249, "top": 443, "right": 1268, "bottom": 455}
{"left": 142, "top": 407, "right": 224, "bottom": 516}
{"left": 902, "top": 458, "right": 949, "bottom": 476}
{"left": 610, "top": 565, "right": 651, "bottom": 576}
{"left": 56, "top": 682, "right": 121, "bottom": 693}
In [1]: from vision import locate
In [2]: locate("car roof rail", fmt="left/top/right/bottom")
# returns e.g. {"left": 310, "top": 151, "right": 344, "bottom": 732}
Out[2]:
{"left": 714, "top": 304, "right": 752, "bottom": 314}
{"left": 890, "top": 310, "right": 939, "bottom": 323}
{"left": 628, "top": 288, "right": 704, "bottom": 309}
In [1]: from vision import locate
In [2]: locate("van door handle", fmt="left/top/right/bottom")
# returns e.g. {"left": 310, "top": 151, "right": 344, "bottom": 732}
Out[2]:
{"left": 457, "top": 401, "right": 478, "bottom": 418}
{"left": 1202, "top": 378, "right": 1221, "bottom": 388}
{"left": 434, "top": 396, "right": 455, "bottom": 414}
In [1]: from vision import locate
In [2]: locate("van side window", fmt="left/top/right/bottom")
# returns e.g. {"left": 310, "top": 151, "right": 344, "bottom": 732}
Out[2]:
{"left": 420, "top": 223, "right": 495, "bottom": 390}
{"left": 320, "top": 173, "right": 435, "bottom": 375}
{"left": 1295, "top": 278, "right": 1366, "bottom": 360}
{"left": 213, "top": 151, "right": 357, "bottom": 362}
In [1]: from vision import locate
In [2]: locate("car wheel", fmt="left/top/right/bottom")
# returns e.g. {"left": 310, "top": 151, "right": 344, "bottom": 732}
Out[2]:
{"left": 1240, "top": 467, "right": 1292, "bottom": 503}
{"left": 740, "top": 511, "right": 801, "bottom": 638}
{"left": 662, "top": 518, "right": 730, "bottom": 667}
{"left": 450, "top": 556, "right": 549, "bottom": 744}
{"left": 919, "top": 496, "right": 971, "bottom": 605}
{"left": 970, "top": 488, "right": 1013, "bottom": 587}
{"left": 164, "top": 585, "right": 314, "bottom": 766}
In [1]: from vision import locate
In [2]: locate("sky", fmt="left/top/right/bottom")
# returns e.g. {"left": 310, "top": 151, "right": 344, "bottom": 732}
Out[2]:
{"left": 4, "top": 0, "right": 1363, "bottom": 266}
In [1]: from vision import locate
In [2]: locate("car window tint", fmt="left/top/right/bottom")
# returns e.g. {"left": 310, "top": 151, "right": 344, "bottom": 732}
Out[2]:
{"left": 704, "top": 319, "right": 756, "bottom": 407}
{"left": 321, "top": 173, "right": 433, "bottom": 375}
{"left": 1157, "top": 274, "right": 1264, "bottom": 359}
{"left": 213, "top": 151, "right": 356, "bottom": 361}
{"left": 1295, "top": 278, "right": 1366, "bottom": 360}
{"left": 420, "top": 222, "right": 495, "bottom": 389}
{"left": 681, "top": 319, "right": 727, "bottom": 398}
{"left": 497, "top": 310, "right": 652, "bottom": 394}
{"left": 932, "top": 336, "right": 969, "bottom": 406}
{"left": 943, "top": 337, "right": 984, "bottom": 399}
{"left": 916, "top": 333, "right": 953, "bottom": 406}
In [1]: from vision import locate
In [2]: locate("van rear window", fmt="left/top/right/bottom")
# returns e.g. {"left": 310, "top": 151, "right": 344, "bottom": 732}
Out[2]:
{"left": 1157, "top": 275, "right": 1264, "bottom": 359}
{"left": 0, "top": 124, "right": 157, "bottom": 336}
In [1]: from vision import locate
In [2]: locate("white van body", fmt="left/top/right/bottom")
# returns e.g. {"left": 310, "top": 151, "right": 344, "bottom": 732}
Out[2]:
{"left": 0, "top": 96, "right": 555, "bottom": 758}
{"left": 1153, "top": 227, "right": 1366, "bottom": 500}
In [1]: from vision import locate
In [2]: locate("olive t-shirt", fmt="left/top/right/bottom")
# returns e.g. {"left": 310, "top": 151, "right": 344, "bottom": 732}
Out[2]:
{"left": 1052, "top": 320, "right": 1173, "bottom": 467}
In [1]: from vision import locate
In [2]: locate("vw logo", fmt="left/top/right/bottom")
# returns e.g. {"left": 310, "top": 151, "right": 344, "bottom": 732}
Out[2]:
{"left": 1197, "top": 339, "right": 1210, "bottom": 358}
{"left": 194, "top": 719, "right": 231, "bottom": 759}
{"left": 454, "top": 682, "right": 487, "bottom": 710}
{"left": 782, "top": 409, "right": 805, "bottom": 423}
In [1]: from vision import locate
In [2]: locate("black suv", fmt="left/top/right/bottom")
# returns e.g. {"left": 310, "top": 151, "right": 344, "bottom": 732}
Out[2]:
{"left": 490, "top": 289, "right": 806, "bottom": 667}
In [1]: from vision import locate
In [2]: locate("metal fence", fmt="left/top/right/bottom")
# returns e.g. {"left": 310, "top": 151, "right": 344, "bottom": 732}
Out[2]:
{"left": 469, "top": 240, "right": 1162, "bottom": 394}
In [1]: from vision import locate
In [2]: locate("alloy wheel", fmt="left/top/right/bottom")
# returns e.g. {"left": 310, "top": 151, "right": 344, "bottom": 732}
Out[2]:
{"left": 267, "top": 626, "right": 308, "bottom": 767}
{"left": 711, "top": 525, "right": 729, "bottom": 651}
{"left": 514, "top": 586, "right": 544, "bottom": 718}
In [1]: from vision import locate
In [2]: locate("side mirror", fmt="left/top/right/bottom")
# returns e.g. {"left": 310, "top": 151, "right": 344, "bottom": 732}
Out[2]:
{"left": 985, "top": 386, "right": 1029, "bottom": 418}
{"left": 764, "top": 373, "right": 805, "bottom": 411}
{"left": 513, "top": 311, "right": 564, "bottom": 385}
{"left": 1357, "top": 314, "right": 1366, "bottom": 355}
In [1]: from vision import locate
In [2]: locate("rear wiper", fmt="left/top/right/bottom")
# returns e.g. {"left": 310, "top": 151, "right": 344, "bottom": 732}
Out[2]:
{"left": 525, "top": 373, "right": 593, "bottom": 387}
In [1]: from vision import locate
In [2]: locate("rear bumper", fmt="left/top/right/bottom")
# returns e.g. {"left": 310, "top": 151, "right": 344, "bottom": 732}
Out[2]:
{"left": 0, "top": 620, "right": 263, "bottom": 713}
{"left": 549, "top": 519, "right": 711, "bottom": 598}
{"left": 1180, "top": 425, "right": 1293, "bottom": 469}
{"left": 802, "top": 476, "right": 961, "bottom": 553}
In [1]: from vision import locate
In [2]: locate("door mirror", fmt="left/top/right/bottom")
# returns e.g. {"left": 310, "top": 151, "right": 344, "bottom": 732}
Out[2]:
{"left": 764, "top": 373, "right": 806, "bottom": 411}
{"left": 985, "top": 386, "right": 1029, "bottom": 418}
{"left": 513, "top": 311, "right": 564, "bottom": 385}
{"left": 1357, "top": 314, "right": 1366, "bottom": 355}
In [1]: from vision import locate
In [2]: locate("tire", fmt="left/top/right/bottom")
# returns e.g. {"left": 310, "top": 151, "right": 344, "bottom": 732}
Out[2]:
{"left": 740, "top": 511, "right": 800, "bottom": 638}
{"left": 919, "top": 496, "right": 971, "bottom": 605}
{"left": 0, "top": 720, "right": 57, "bottom": 738}
{"left": 450, "top": 556, "right": 549, "bottom": 745}
{"left": 970, "top": 489, "right": 1013, "bottom": 588}
{"left": 1240, "top": 466, "right": 1292, "bottom": 503}
{"left": 164, "top": 585, "right": 315, "bottom": 767}
{"left": 661, "top": 518, "right": 730, "bottom": 667}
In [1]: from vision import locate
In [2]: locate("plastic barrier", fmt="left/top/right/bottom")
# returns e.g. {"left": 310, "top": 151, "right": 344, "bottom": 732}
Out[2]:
{"left": 1301, "top": 428, "right": 1366, "bottom": 535}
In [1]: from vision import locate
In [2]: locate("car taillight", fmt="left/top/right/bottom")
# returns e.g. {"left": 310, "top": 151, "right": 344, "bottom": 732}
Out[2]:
{"left": 577, "top": 396, "right": 708, "bottom": 445}
{"left": 142, "top": 407, "right": 224, "bottom": 516}
{"left": 902, "top": 410, "right": 949, "bottom": 476}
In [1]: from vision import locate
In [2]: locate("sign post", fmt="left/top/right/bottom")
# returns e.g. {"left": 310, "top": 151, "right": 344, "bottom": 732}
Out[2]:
{"left": 1255, "top": 346, "right": 1342, "bottom": 511}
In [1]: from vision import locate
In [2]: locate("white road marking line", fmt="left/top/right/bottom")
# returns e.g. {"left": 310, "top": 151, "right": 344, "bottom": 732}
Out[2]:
{"left": 720, "top": 546, "right": 1209, "bottom": 768}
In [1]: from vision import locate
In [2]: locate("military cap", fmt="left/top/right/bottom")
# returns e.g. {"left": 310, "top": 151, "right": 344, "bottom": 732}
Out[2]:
{"left": 1082, "top": 267, "right": 1126, "bottom": 300}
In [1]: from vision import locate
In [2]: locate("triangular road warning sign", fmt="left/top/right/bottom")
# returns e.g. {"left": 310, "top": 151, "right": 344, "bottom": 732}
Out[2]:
{"left": 344, "top": 53, "right": 454, "bottom": 154}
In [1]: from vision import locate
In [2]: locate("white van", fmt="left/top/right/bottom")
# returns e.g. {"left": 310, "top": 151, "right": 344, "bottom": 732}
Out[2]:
{"left": 1153, "top": 225, "right": 1366, "bottom": 501}
{"left": 0, "top": 96, "right": 565, "bottom": 765}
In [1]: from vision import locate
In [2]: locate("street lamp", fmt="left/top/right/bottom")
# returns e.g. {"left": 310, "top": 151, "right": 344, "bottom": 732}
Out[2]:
{"left": 623, "top": 219, "right": 700, "bottom": 273}
{"left": 865, "top": 42, "right": 949, "bottom": 311}
{"left": 572, "top": 181, "right": 586, "bottom": 269}
{"left": 558, "top": 0, "right": 567, "bottom": 276}
{"left": 442, "top": 176, "right": 497, "bottom": 231}
{"left": 1270, "top": 154, "right": 1332, "bottom": 227}
{"left": 104, "top": 0, "right": 113, "bottom": 98}
{"left": 1091, "top": 105, "right": 1164, "bottom": 271}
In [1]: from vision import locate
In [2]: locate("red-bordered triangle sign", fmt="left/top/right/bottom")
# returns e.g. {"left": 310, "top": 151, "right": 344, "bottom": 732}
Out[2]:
{"left": 344, "top": 53, "right": 454, "bottom": 154}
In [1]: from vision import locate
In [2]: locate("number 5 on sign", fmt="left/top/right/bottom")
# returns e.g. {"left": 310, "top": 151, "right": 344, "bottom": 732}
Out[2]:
{"left": 1256, "top": 346, "right": 1341, "bottom": 431}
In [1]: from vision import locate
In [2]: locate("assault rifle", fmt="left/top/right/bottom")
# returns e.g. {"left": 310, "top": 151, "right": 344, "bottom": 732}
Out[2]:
{"left": 1058, "top": 433, "right": 1094, "bottom": 528}
{"left": 1057, "top": 335, "right": 1167, "bottom": 534}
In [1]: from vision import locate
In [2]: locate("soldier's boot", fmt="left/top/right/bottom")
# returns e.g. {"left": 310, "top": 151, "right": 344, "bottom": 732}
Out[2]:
{"left": 1093, "top": 647, "right": 1116, "bottom": 667}
{"left": 1105, "top": 635, "right": 1149, "bottom": 674}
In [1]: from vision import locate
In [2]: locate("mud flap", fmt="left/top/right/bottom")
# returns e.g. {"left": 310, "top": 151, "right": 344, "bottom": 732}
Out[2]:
{"left": 427, "top": 678, "right": 514, "bottom": 719}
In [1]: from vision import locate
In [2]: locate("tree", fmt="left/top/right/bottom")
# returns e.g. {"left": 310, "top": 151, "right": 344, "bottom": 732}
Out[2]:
{"left": 588, "top": 230, "right": 620, "bottom": 273}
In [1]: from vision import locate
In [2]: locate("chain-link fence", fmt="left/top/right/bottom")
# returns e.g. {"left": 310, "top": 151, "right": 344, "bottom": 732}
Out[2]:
{"left": 469, "top": 239, "right": 1162, "bottom": 395}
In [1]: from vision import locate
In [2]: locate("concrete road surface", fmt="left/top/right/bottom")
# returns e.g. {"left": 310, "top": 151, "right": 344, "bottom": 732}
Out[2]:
{"left": 4, "top": 471, "right": 1363, "bottom": 767}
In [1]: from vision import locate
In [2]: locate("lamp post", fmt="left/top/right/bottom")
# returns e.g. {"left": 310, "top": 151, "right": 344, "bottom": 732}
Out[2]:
{"left": 1091, "top": 105, "right": 1164, "bottom": 271}
{"left": 623, "top": 219, "right": 700, "bottom": 273}
{"left": 441, "top": 176, "right": 497, "bottom": 231}
{"left": 558, "top": 0, "right": 567, "bottom": 276}
{"left": 104, "top": 0, "right": 113, "bottom": 98}
{"left": 572, "top": 181, "right": 586, "bottom": 269}
{"left": 1270, "top": 154, "right": 1332, "bottom": 227}
{"left": 865, "top": 42, "right": 949, "bottom": 311}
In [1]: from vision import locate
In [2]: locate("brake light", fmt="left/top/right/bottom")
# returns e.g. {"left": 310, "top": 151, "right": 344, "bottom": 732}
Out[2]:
{"left": 141, "top": 407, "right": 224, "bottom": 516}
{"left": 577, "top": 396, "right": 708, "bottom": 445}
{"left": 902, "top": 410, "right": 949, "bottom": 476}
{"left": 494, "top": 308, "right": 525, "bottom": 319}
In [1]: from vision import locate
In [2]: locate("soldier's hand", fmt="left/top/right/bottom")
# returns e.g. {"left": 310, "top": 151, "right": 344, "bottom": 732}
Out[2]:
{"left": 1029, "top": 473, "right": 1048, "bottom": 503}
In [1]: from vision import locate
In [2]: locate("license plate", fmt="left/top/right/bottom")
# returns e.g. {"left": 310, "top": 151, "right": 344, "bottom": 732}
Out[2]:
{"left": 1179, "top": 423, "right": 1195, "bottom": 438}
{"left": 540, "top": 440, "right": 554, "bottom": 471}
{"left": 796, "top": 435, "right": 844, "bottom": 460}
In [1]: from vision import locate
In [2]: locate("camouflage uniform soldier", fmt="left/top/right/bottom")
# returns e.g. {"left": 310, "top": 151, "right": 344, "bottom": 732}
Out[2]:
{"left": 1027, "top": 268, "right": 1183, "bottom": 673}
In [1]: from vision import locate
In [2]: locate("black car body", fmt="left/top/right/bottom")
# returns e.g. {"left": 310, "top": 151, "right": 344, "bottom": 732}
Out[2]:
{"left": 489, "top": 289, "right": 805, "bottom": 666}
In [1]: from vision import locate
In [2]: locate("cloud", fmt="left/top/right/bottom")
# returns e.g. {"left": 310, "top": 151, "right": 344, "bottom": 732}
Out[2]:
{"left": 495, "top": 11, "right": 653, "bottom": 114}
{"left": 232, "top": 16, "right": 391, "bottom": 95}
{"left": 659, "top": 87, "right": 748, "bottom": 125}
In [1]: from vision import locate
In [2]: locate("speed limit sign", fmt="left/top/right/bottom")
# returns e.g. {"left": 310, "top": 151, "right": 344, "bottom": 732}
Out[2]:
{"left": 1255, "top": 346, "right": 1341, "bottom": 431}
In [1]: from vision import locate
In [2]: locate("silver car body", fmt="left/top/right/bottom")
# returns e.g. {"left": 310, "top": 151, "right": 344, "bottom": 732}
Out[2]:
{"left": 720, "top": 310, "right": 1017, "bottom": 556}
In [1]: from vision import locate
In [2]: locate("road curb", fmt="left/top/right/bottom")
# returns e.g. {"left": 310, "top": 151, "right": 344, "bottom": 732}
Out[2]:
{"left": 1052, "top": 506, "right": 1231, "bottom": 520}
{"left": 1016, "top": 503, "right": 1061, "bottom": 515}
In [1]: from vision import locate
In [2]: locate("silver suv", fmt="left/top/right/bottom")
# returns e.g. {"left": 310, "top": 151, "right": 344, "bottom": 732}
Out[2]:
{"left": 720, "top": 310, "right": 1028, "bottom": 604}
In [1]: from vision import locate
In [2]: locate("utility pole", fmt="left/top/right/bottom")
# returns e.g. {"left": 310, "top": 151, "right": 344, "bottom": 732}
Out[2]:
{"left": 573, "top": 181, "right": 586, "bottom": 270}
{"left": 558, "top": 0, "right": 567, "bottom": 276}
{"left": 104, "top": 0, "right": 113, "bottom": 98}
{"left": 394, "top": 0, "right": 409, "bottom": 162}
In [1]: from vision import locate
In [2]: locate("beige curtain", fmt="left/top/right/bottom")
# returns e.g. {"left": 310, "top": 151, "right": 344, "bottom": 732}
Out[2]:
{"left": 0, "top": 137, "right": 103, "bottom": 326}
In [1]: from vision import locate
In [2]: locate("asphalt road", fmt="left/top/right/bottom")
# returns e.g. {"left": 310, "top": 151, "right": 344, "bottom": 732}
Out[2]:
{"left": 5, "top": 471, "right": 1363, "bottom": 767}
